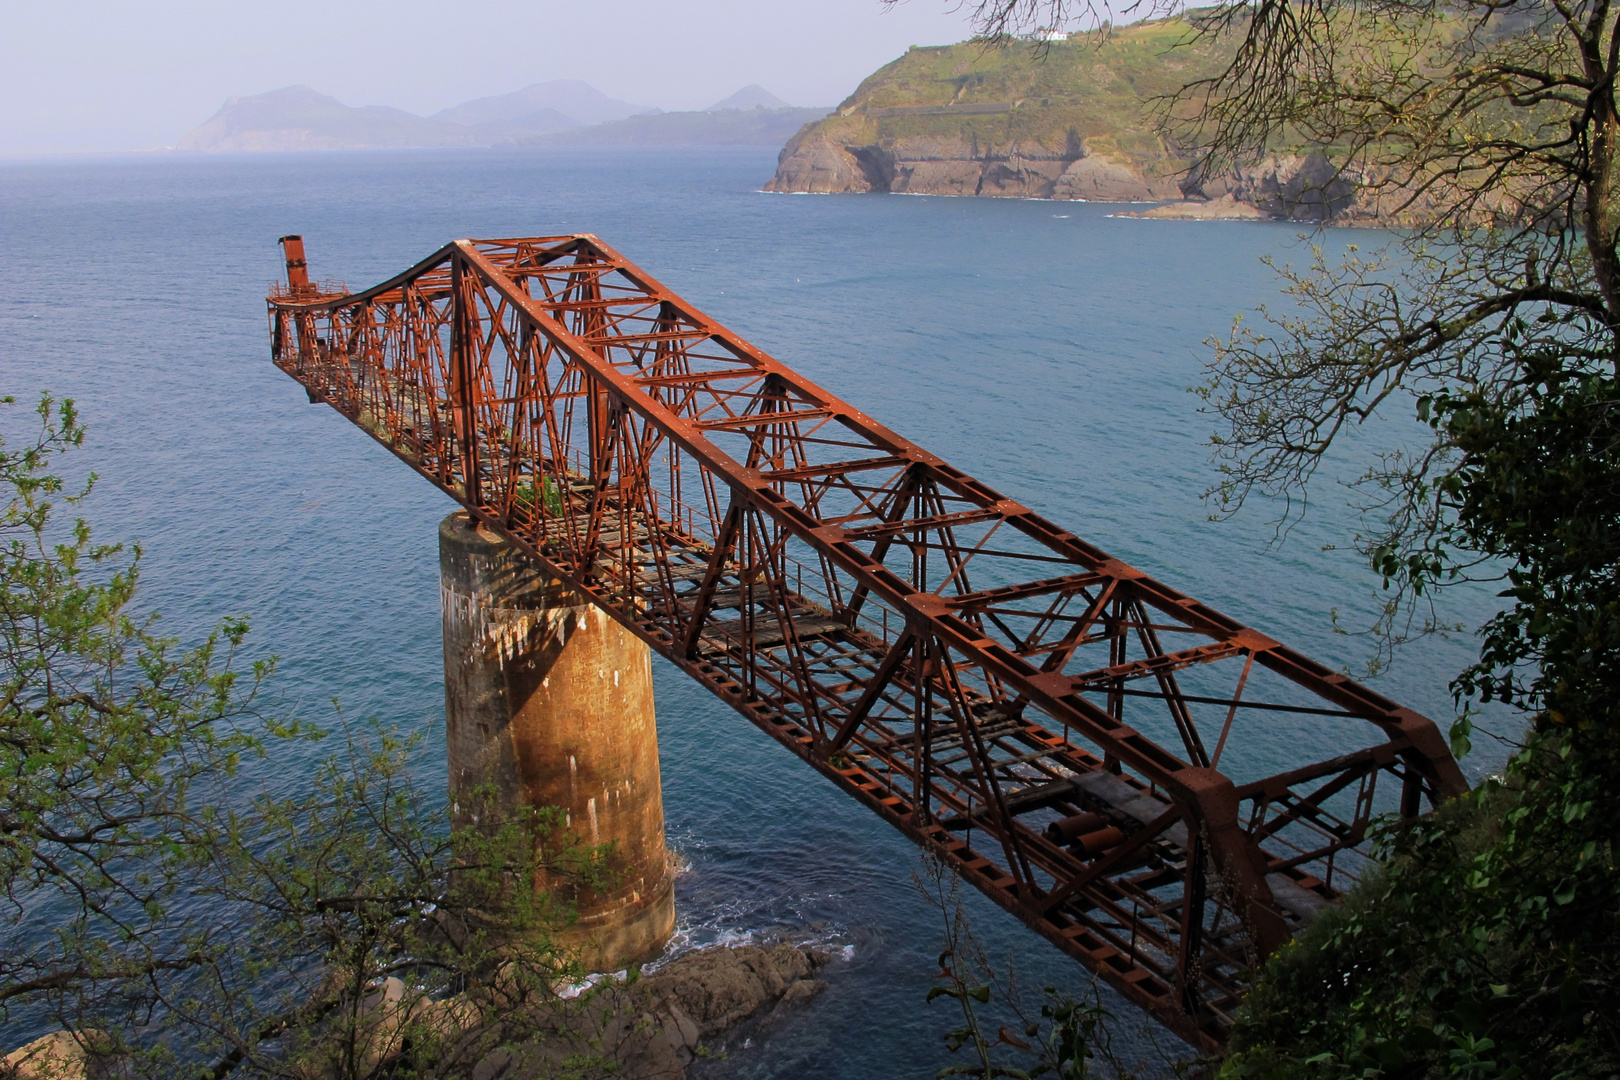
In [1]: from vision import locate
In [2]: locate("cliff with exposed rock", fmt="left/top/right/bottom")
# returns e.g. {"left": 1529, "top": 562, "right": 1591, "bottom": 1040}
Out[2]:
{"left": 766, "top": 17, "right": 1402, "bottom": 224}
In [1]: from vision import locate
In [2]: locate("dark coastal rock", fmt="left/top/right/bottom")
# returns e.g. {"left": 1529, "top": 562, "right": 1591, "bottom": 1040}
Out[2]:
{"left": 1052, "top": 155, "right": 1181, "bottom": 202}
{"left": 0, "top": 945, "right": 834, "bottom": 1080}
{"left": 1199, "top": 151, "right": 1357, "bottom": 220}
{"left": 638, "top": 941, "right": 827, "bottom": 1033}
{"left": 766, "top": 132, "right": 868, "bottom": 193}
{"left": 768, "top": 131, "right": 1079, "bottom": 198}
{"left": 772, "top": 977, "right": 827, "bottom": 1013}
{"left": 466, "top": 943, "right": 833, "bottom": 1080}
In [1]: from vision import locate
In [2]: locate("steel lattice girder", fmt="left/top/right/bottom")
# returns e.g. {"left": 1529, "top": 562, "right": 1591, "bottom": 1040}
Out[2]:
{"left": 267, "top": 234, "right": 1467, "bottom": 1051}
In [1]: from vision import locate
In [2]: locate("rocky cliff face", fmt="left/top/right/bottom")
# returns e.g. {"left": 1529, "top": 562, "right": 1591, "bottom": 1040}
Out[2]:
{"left": 770, "top": 122, "right": 1367, "bottom": 221}
{"left": 768, "top": 125, "right": 1185, "bottom": 202}
{"left": 1202, "top": 151, "right": 1359, "bottom": 219}
{"left": 765, "top": 25, "right": 1397, "bottom": 224}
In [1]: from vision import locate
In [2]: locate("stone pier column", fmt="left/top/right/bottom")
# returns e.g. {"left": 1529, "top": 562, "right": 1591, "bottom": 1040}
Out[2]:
{"left": 439, "top": 511, "right": 674, "bottom": 971}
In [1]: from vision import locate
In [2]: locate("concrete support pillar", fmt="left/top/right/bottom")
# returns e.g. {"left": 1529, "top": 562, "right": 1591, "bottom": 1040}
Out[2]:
{"left": 439, "top": 512, "right": 674, "bottom": 971}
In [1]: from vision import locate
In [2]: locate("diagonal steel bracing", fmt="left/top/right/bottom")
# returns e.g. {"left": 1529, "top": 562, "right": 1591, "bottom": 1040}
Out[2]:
{"left": 267, "top": 233, "right": 1467, "bottom": 1051}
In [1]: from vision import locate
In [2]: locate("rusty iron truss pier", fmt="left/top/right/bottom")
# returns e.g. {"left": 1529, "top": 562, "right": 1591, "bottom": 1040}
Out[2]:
{"left": 267, "top": 234, "right": 1466, "bottom": 1051}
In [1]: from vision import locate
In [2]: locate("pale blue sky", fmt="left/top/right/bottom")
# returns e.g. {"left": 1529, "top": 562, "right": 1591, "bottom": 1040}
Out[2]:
{"left": 0, "top": 0, "right": 989, "bottom": 155}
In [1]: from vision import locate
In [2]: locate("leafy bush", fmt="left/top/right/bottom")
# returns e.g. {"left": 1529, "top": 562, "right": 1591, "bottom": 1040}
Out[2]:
{"left": 1222, "top": 733, "right": 1619, "bottom": 1079}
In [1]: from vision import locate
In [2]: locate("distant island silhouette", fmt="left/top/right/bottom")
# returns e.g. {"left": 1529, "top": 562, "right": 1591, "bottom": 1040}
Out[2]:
{"left": 178, "top": 80, "right": 829, "bottom": 152}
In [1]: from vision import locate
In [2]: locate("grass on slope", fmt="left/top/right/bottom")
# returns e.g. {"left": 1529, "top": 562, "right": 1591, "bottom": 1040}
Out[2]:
{"left": 798, "top": 16, "right": 1236, "bottom": 165}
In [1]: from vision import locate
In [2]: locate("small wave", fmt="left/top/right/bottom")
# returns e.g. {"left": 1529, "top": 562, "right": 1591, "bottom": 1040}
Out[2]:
{"left": 644, "top": 910, "right": 857, "bottom": 974}
{"left": 666, "top": 846, "right": 694, "bottom": 875}
{"left": 556, "top": 968, "right": 629, "bottom": 999}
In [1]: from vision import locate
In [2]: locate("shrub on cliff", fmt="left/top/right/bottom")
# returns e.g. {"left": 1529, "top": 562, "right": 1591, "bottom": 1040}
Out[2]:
{"left": 1223, "top": 731, "right": 1618, "bottom": 1078}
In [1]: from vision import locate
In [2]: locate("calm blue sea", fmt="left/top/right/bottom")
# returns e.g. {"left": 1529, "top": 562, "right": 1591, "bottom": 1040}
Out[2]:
{"left": 0, "top": 146, "right": 1515, "bottom": 1075}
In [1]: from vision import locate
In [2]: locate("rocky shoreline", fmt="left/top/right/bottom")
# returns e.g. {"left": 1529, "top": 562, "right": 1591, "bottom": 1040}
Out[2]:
{"left": 766, "top": 130, "right": 1389, "bottom": 223}
{"left": 471, "top": 941, "right": 832, "bottom": 1080}
{"left": 3, "top": 942, "right": 835, "bottom": 1080}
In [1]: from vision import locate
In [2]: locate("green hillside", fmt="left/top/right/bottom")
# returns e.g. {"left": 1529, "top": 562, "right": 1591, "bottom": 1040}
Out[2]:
{"left": 766, "top": 17, "right": 1239, "bottom": 200}
{"left": 849, "top": 19, "right": 1219, "bottom": 144}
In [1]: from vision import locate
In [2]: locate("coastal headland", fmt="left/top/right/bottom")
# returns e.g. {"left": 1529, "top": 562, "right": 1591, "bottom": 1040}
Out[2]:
{"left": 765, "top": 17, "right": 1426, "bottom": 225}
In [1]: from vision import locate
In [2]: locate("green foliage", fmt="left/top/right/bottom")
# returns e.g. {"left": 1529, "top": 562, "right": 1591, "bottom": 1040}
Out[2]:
{"left": 139, "top": 719, "right": 601, "bottom": 1078}
{"left": 1214, "top": 343, "right": 1620, "bottom": 1076}
{"left": 930, "top": 1, "right": 1620, "bottom": 1076}
{"left": 1190, "top": 0, "right": 1620, "bottom": 667}
{"left": 1427, "top": 342, "right": 1620, "bottom": 750}
{"left": 1154, "top": 0, "right": 1620, "bottom": 1069}
{"left": 1222, "top": 733, "right": 1619, "bottom": 1079}
{"left": 1211, "top": 325, "right": 1620, "bottom": 1076}
{"left": 1204, "top": 294, "right": 1620, "bottom": 1078}
{"left": 513, "top": 476, "right": 566, "bottom": 518}
{"left": 0, "top": 393, "right": 608, "bottom": 1076}
{"left": 914, "top": 856, "right": 1138, "bottom": 1080}
{"left": 0, "top": 391, "right": 292, "bottom": 1017}
{"left": 796, "top": 17, "right": 1234, "bottom": 172}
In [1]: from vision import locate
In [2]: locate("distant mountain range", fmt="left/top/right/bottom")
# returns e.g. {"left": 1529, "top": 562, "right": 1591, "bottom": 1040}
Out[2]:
{"left": 704, "top": 85, "right": 793, "bottom": 112}
{"left": 431, "top": 80, "right": 648, "bottom": 129}
{"left": 177, "top": 81, "right": 828, "bottom": 152}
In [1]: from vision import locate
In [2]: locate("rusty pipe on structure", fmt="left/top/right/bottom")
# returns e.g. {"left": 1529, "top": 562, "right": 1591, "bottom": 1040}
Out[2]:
{"left": 279, "top": 235, "right": 311, "bottom": 298}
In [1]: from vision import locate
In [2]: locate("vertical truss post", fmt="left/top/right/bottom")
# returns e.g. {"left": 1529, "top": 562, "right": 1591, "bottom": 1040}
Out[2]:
{"left": 913, "top": 631, "right": 935, "bottom": 826}
{"left": 1177, "top": 833, "right": 1209, "bottom": 1021}
{"left": 449, "top": 254, "right": 482, "bottom": 509}
{"left": 575, "top": 256, "right": 614, "bottom": 493}
{"left": 682, "top": 499, "right": 742, "bottom": 659}
{"left": 1104, "top": 597, "right": 1127, "bottom": 774}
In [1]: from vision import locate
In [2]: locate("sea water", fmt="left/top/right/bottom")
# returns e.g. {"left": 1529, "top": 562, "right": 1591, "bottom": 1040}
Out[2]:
{"left": 0, "top": 146, "right": 1514, "bottom": 1075}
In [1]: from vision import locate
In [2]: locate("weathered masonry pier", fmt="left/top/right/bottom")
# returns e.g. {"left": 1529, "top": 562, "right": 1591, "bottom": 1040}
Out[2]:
{"left": 267, "top": 233, "right": 1465, "bottom": 1051}
{"left": 439, "top": 511, "right": 673, "bottom": 970}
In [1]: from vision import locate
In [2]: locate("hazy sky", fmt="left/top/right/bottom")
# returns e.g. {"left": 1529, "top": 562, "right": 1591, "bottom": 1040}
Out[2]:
{"left": 0, "top": 0, "right": 989, "bottom": 155}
